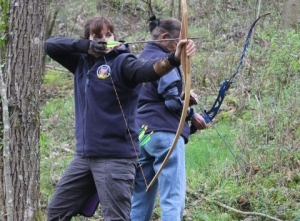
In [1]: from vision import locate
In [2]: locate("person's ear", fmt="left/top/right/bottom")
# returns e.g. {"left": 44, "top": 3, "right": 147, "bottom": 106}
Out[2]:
{"left": 160, "top": 32, "right": 171, "bottom": 40}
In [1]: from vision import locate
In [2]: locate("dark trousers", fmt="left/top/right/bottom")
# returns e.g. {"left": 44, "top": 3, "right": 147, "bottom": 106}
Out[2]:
{"left": 47, "top": 155, "right": 137, "bottom": 221}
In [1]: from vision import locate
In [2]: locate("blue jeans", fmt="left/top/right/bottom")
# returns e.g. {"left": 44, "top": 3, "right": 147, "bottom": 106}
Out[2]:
{"left": 131, "top": 132, "right": 186, "bottom": 221}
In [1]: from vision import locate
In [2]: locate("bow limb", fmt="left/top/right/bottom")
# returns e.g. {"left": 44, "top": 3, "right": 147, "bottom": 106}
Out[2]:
{"left": 146, "top": 0, "right": 191, "bottom": 192}
{"left": 202, "top": 13, "right": 270, "bottom": 124}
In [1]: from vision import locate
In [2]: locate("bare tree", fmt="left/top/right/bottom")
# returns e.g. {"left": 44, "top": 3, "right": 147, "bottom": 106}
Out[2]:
{"left": 0, "top": 0, "right": 46, "bottom": 220}
{"left": 143, "top": 0, "right": 154, "bottom": 17}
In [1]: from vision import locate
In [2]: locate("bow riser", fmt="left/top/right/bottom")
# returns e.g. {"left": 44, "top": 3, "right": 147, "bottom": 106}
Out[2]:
{"left": 203, "top": 80, "right": 230, "bottom": 123}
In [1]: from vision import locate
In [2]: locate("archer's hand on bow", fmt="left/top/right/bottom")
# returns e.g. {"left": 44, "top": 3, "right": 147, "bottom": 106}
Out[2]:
{"left": 88, "top": 40, "right": 107, "bottom": 58}
{"left": 180, "top": 89, "right": 198, "bottom": 106}
{"left": 191, "top": 113, "right": 207, "bottom": 130}
{"left": 174, "top": 39, "right": 196, "bottom": 61}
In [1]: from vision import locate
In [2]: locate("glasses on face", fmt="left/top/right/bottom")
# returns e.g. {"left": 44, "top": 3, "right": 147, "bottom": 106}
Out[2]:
{"left": 168, "top": 34, "right": 179, "bottom": 45}
{"left": 169, "top": 37, "right": 178, "bottom": 47}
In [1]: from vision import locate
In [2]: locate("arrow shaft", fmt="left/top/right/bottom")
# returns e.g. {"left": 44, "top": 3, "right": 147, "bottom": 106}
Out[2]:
{"left": 124, "top": 37, "right": 199, "bottom": 44}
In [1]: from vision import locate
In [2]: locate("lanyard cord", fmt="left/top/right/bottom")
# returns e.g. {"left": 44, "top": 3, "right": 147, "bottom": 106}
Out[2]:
{"left": 105, "top": 56, "right": 148, "bottom": 188}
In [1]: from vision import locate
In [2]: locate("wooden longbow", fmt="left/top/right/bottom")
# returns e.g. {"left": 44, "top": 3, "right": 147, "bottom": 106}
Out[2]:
{"left": 146, "top": 0, "right": 191, "bottom": 191}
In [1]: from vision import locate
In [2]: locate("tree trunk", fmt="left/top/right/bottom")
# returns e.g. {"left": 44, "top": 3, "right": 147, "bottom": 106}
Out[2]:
{"left": 279, "top": 0, "right": 300, "bottom": 31}
{"left": 0, "top": 98, "right": 4, "bottom": 219}
{"left": 0, "top": 1, "right": 46, "bottom": 220}
{"left": 170, "top": 0, "right": 175, "bottom": 17}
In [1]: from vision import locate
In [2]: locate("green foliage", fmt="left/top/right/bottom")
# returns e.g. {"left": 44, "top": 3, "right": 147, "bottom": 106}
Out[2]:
{"left": 185, "top": 20, "right": 299, "bottom": 221}
{"left": 40, "top": 69, "right": 75, "bottom": 218}
{"left": 40, "top": 95, "right": 75, "bottom": 215}
{"left": 236, "top": 28, "right": 300, "bottom": 155}
{"left": 261, "top": 29, "right": 300, "bottom": 89}
{"left": 40, "top": 0, "right": 300, "bottom": 220}
{"left": 43, "top": 69, "right": 69, "bottom": 83}
{"left": 0, "top": 0, "right": 9, "bottom": 48}
{"left": 185, "top": 121, "right": 245, "bottom": 220}
{"left": 231, "top": 27, "right": 300, "bottom": 220}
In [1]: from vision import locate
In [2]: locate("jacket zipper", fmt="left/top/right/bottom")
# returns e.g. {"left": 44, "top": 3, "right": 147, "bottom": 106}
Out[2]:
{"left": 83, "top": 70, "right": 90, "bottom": 156}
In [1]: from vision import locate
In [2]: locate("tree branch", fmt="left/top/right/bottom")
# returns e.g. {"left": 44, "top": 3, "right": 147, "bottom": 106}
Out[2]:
{"left": 201, "top": 195, "right": 283, "bottom": 221}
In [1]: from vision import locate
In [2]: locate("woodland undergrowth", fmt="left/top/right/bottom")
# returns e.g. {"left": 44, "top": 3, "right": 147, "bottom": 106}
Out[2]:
{"left": 41, "top": 1, "right": 299, "bottom": 220}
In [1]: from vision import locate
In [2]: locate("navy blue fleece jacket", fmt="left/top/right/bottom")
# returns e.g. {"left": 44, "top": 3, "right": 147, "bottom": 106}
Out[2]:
{"left": 137, "top": 43, "right": 193, "bottom": 143}
{"left": 44, "top": 37, "right": 164, "bottom": 158}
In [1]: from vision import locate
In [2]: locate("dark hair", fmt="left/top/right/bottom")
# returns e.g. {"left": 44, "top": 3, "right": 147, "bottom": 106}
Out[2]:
{"left": 83, "top": 17, "right": 95, "bottom": 39}
{"left": 82, "top": 17, "right": 115, "bottom": 39}
{"left": 147, "top": 15, "right": 181, "bottom": 40}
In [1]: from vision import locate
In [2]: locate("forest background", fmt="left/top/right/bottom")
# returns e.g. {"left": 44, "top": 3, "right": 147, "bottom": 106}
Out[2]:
{"left": 0, "top": 0, "right": 300, "bottom": 221}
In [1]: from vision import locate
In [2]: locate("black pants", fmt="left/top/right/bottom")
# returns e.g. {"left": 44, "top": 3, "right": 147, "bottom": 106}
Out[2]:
{"left": 47, "top": 155, "right": 137, "bottom": 221}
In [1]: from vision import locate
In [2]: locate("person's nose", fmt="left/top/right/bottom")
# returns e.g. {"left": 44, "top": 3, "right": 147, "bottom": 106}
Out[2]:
{"left": 99, "top": 37, "right": 107, "bottom": 41}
